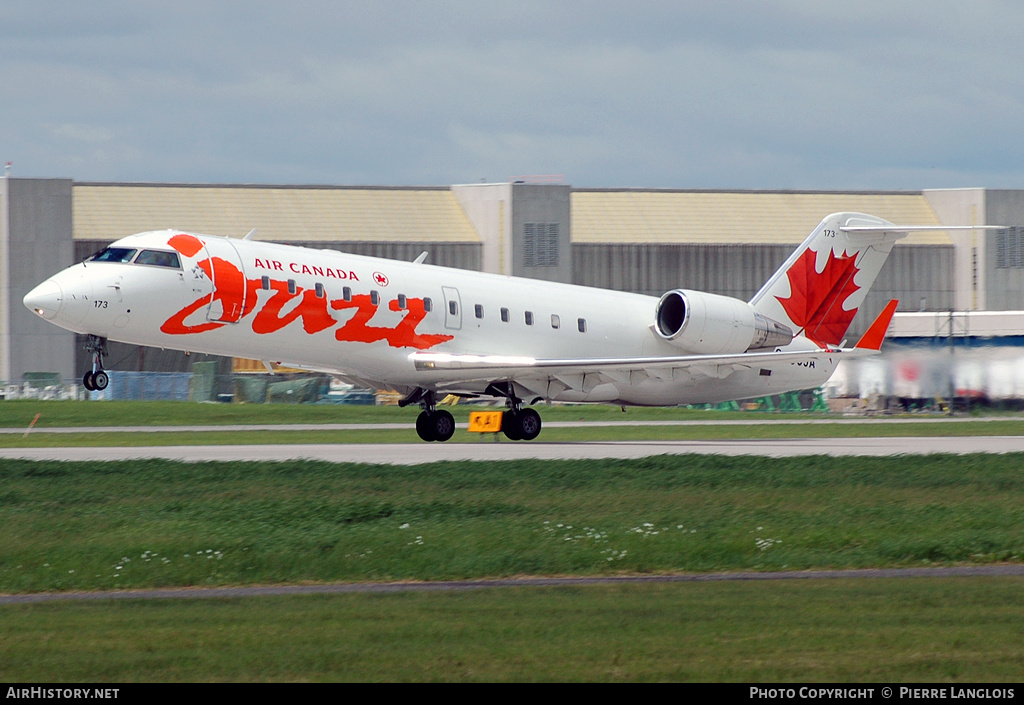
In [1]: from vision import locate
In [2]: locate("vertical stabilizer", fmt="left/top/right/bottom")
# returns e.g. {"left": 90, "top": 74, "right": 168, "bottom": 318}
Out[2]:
{"left": 749, "top": 213, "right": 906, "bottom": 347}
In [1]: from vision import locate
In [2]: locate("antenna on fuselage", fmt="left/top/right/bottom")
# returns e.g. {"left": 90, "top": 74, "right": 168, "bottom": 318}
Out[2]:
{"left": 413, "top": 251, "right": 429, "bottom": 264}
{"left": 243, "top": 228, "right": 258, "bottom": 241}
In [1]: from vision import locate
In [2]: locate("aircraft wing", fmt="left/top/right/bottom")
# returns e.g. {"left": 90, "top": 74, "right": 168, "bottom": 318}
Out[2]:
{"left": 409, "top": 346, "right": 866, "bottom": 383}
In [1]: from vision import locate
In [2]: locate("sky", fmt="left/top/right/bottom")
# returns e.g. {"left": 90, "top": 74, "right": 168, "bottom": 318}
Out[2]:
{"left": 3, "top": 1, "right": 1024, "bottom": 190}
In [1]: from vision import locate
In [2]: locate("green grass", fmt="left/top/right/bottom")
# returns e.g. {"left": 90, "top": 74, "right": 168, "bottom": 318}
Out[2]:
{"left": 3, "top": 579, "right": 1024, "bottom": 682}
{"left": 8, "top": 397, "right": 1012, "bottom": 430}
{"left": 2, "top": 398, "right": 1024, "bottom": 447}
{"left": 3, "top": 455, "right": 1024, "bottom": 594}
{"left": 4, "top": 453, "right": 1024, "bottom": 682}
{"left": 4, "top": 420, "right": 1024, "bottom": 447}
{"left": 0, "top": 399, "right": 741, "bottom": 427}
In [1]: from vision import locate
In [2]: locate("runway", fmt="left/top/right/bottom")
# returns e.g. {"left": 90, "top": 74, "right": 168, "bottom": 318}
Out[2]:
{"left": 4, "top": 435, "right": 1024, "bottom": 463}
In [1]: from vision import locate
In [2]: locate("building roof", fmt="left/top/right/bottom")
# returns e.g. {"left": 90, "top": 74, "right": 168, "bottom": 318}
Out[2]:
{"left": 72, "top": 182, "right": 953, "bottom": 247}
{"left": 73, "top": 184, "right": 481, "bottom": 243}
{"left": 571, "top": 190, "right": 950, "bottom": 245}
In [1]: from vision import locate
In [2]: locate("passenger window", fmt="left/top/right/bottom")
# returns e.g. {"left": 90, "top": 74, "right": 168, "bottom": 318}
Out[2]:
{"left": 371, "top": 290, "right": 379, "bottom": 305}
{"left": 525, "top": 311, "right": 534, "bottom": 326}
{"left": 449, "top": 300, "right": 459, "bottom": 316}
{"left": 578, "top": 318, "right": 587, "bottom": 333}
{"left": 261, "top": 276, "right": 270, "bottom": 290}
{"left": 134, "top": 250, "right": 181, "bottom": 268}
{"left": 315, "top": 283, "right": 325, "bottom": 298}
{"left": 287, "top": 279, "right": 297, "bottom": 295}
{"left": 343, "top": 286, "right": 352, "bottom": 302}
{"left": 475, "top": 304, "right": 484, "bottom": 319}
{"left": 500, "top": 307, "right": 510, "bottom": 322}
{"left": 551, "top": 314, "right": 560, "bottom": 329}
{"left": 398, "top": 294, "right": 407, "bottom": 309}
{"left": 424, "top": 297, "right": 432, "bottom": 312}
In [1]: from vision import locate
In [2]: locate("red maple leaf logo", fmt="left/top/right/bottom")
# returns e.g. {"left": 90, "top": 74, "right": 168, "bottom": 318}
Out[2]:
{"left": 776, "top": 248, "right": 860, "bottom": 346}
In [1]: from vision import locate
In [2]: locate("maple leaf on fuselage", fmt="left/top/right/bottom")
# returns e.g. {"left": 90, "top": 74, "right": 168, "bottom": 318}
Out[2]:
{"left": 776, "top": 247, "right": 860, "bottom": 346}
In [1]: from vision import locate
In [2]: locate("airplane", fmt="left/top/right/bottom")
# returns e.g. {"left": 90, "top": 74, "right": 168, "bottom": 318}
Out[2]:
{"left": 22, "top": 211, "right": 959, "bottom": 442}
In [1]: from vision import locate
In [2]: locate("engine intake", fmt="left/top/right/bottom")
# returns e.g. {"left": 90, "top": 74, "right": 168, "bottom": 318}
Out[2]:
{"left": 654, "top": 289, "right": 793, "bottom": 354}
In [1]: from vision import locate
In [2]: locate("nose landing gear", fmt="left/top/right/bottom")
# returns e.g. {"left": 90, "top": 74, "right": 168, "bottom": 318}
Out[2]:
{"left": 82, "top": 335, "right": 109, "bottom": 391}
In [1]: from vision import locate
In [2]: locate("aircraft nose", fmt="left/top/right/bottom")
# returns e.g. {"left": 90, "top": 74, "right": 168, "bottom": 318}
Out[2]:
{"left": 23, "top": 279, "right": 64, "bottom": 320}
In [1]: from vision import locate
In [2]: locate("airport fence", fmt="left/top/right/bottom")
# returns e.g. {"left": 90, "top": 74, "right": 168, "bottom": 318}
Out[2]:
{"left": 1, "top": 369, "right": 376, "bottom": 405}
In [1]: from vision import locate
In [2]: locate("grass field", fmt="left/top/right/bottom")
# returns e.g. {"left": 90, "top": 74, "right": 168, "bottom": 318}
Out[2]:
{"left": 3, "top": 454, "right": 1023, "bottom": 592}
{"left": 4, "top": 397, "right": 1019, "bottom": 428}
{"left": 4, "top": 579, "right": 1024, "bottom": 682}
{"left": 3, "top": 399, "right": 1024, "bottom": 447}
{"left": 3, "top": 400, "right": 1023, "bottom": 681}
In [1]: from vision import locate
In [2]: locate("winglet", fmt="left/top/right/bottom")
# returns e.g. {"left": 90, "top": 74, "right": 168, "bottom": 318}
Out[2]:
{"left": 854, "top": 299, "right": 898, "bottom": 351}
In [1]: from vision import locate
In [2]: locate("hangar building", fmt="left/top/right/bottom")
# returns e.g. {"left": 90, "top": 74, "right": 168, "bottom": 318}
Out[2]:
{"left": 1, "top": 177, "right": 1020, "bottom": 385}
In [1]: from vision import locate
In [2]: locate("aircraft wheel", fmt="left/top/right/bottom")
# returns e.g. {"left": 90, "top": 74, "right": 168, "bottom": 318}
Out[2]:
{"left": 83, "top": 371, "right": 95, "bottom": 391}
{"left": 416, "top": 411, "right": 437, "bottom": 442}
{"left": 431, "top": 409, "right": 456, "bottom": 443}
{"left": 518, "top": 408, "right": 542, "bottom": 441}
{"left": 501, "top": 410, "right": 523, "bottom": 441}
{"left": 92, "top": 371, "right": 109, "bottom": 390}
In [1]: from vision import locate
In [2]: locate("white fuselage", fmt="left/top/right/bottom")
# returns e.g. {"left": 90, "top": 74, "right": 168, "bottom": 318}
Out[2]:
{"left": 26, "top": 229, "right": 837, "bottom": 405}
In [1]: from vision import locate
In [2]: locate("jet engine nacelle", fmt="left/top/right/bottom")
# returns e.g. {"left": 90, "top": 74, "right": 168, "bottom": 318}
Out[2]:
{"left": 654, "top": 289, "right": 794, "bottom": 354}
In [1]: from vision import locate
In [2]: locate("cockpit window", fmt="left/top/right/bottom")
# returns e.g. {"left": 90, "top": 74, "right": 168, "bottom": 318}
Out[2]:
{"left": 88, "top": 247, "right": 137, "bottom": 263}
{"left": 134, "top": 249, "right": 181, "bottom": 268}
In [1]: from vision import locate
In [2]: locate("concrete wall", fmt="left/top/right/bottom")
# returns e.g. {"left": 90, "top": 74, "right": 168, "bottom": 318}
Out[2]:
{"left": 923, "top": 188, "right": 987, "bottom": 310}
{"left": 452, "top": 182, "right": 571, "bottom": 283}
{"left": 983, "top": 190, "right": 1024, "bottom": 311}
{"left": 510, "top": 183, "right": 572, "bottom": 283}
{"left": 452, "top": 183, "right": 512, "bottom": 275}
{"left": 1, "top": 178, "right": 75, "bottom": 383}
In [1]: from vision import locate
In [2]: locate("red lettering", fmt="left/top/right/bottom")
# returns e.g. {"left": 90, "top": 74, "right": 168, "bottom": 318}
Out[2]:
{"left": 160, "top": 294, "right": 224, "bottom": 335}
{"left": 331, "top": 294, "right": 391, "bottom": 345}
{"left": 387, "top": 298, "right": 454, "bottom": 349}
{"left": 160, "top": 237, "right": 449, "bottom": 349}
{"left": 253, "top": 282, "right": 336, "bottom": 335}
{"left": 312, "top": 266, "right": 323, "bottom": 277}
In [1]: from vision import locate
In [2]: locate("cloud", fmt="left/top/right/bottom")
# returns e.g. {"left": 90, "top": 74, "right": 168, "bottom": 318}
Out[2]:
{"left": 2, "top": 1, "right": 1024, "bottom": 188}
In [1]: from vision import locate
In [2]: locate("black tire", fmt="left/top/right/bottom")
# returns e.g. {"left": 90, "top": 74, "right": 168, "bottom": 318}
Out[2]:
{"left": 92, "top": 370, "right": 109, "bottom": 390}
{"left": 432, "top": 409, "right": 455, "bottom": 442}
{"left": 83, "top": 371, "right": 95, "bottom": 391}
{"left": 518, "top": 408, "right": 542, "bottom": 441}
{"left": 502, "top": 410, "right": 523, "bottom": 441}
{"left": 416, "top": 411, "right": 437, "bottom": 442}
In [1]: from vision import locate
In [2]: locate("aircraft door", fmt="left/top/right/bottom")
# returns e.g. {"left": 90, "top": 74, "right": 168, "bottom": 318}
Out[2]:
{"left": 200, "top": 238, "right": 249, "bottom": 323}
{"left": 442, "top": 286, "right": 462, "bottom": 330}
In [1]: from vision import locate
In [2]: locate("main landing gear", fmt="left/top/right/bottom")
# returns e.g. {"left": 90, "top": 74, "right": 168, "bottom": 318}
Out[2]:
{"left": 82, "top": 335, "right": 109, "bottom": 391}
{"left": 400, "top": 385, "right": 544, "bottom": 443}
{"left": 488, "top": 381, "right": 542, "bottom": 442}
{"left": 500, "top": 407, "right": 542, "bottom": 441}
{"left": 401, "top": 389, "right": 456, "bottom": 443}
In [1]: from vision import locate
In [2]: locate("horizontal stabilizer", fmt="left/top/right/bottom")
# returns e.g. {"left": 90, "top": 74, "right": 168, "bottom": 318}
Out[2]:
{"left": 841, "top": 225, "right": 1003, "bottom": 233}
{"left": 854, "top": 299, "right": 898, "bottom": 351}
